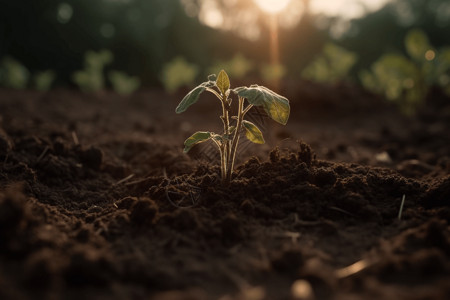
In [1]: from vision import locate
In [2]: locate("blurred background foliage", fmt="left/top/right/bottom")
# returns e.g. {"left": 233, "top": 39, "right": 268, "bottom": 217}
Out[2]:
{"left": 361, "top": 29, "right": 450, "bottom": 114}
{"left": 302, "top": 43, "right": 357, "bottom": 84}
{"left": 72, "top": 49, "right": 113, "bottom": 92}
{"left": 0, "top": 0, "right": 449, "bottom": 111}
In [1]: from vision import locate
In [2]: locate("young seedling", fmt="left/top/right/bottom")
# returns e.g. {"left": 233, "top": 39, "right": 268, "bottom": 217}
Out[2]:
{"left": 176, "top": 70, "right": 290, "bottom": 185}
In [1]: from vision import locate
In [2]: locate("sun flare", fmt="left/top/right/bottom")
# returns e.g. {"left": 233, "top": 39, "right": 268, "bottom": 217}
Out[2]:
{"left": 253, "top": 0, "right": 292, "bottom": 14}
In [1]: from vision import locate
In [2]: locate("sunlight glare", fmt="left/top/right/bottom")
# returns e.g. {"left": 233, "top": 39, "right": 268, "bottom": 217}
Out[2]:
{"left": 199, "top": 0, "right": 224, "bottom": 29}
{"left": 310, "top": 0, "right": 391, "bottom": 19}
{"left": 253, "top": 0, "right": 292, "bottom": 14}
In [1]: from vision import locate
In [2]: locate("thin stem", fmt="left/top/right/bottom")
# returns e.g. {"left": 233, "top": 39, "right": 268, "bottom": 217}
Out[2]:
{"left": 211, "top": 138, "right": 225, "bottom": 180}
{"left": 242, "top": 104, "right": 253, "bottom": 116}
{"left": 224, "top": 96, "right": 244, "bottom": 185}
{"left": 219, "top": 145, "right": 226, "bottom": 180}
{"left": 220, "top": 93, "right": 231, "bottom": 182}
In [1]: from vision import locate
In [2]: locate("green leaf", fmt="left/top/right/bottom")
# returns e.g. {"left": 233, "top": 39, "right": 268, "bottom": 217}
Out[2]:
{"left": 242, "top": 120, "right": 265, "bottom": 144}
{"left": 175, "top": 80, "right": 215, "bottom": 113}
{"left": 211, "top": 133, "right": 223, "bottom": 142}
{"left": 216, "top": 69, "right": 230, "bottom": 95}
{"left": 234, "top": 85, "right": 290, "bottom": 125}
{"left": 207, "top": 74, "right": 217, "bottom": 81}
{"left": 183, "top": 131, "right": 211, "bottom": 153}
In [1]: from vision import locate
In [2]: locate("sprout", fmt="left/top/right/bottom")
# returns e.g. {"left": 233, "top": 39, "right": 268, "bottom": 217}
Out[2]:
{"left": 176, "top": 70, "right": 290, "bottom": 185}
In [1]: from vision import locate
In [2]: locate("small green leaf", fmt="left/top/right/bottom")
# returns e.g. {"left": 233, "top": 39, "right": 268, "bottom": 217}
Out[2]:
{"left": 242, "top": 120, "right": 265, "bottom": 144}
{"left": 222, "top": 126, "right": 236, "bottom": 140}
{"left": 175, "top": 80, "right": 215, "bottom": 113}
{"left": 183, "top": 131, "right": 211, "bottom": 153}
{"left": 216, "top": 69, "right": 230, "bottom": 95}
{"left": 208, "top": 74, "right": 217, "bottom": 81}
{"left": 234, "top": 85, "right": 290, "bottom": 125}
{"left": 211, "top": 133, "right": 223, "bottom": 142}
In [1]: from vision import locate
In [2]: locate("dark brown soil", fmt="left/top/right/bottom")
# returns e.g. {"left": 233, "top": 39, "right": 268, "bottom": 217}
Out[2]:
{"left": 0, "top": 81, "right": 449, "bottom": 300}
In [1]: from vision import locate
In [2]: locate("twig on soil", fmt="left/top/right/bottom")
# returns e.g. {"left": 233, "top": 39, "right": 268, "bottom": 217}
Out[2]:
{"left": 71, "top": 131, "right": 79, "bottom": 145}
{"left": 335, "top": 259, "right": 372, "bottom": 278}
{"left": 327, "top": 206, "right": 356, "bottom": 217}
{"left": 398, "top": 194, "right": 406, "bottom": 220}
{"left": 36, "top": 146, "right": 49, "bottom": 163}
{"left": 291, "top": 213, "right": 322, "bottom": 227}
{"left": 113, "top": 173, "right": 135, "bottom": 186}
{"left": 124, "top": 177, "right": 152, "bottom": 186}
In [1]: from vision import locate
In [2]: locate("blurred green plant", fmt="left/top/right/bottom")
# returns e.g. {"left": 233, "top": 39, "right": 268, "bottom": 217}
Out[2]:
{"left": 72, "top": 50, "right": 113, "bottom": 92}
{"left": 108, "top": 71, "right": 141, "bottom": 95}
{"left": 361, "top": 29, "right": 450, "bottom": 114}
{"left": 0, "top": 56, "right": 30, "bottom": 89}
{"left": 33, "top": 70, "right": 56, "bottom": 91}
{"left": 360, "top": 54, "right": 423, "bottom": 114}
{"left": 302, "top": 43, "right": 357, "bottom": 84}
{"left": 162, "top": 57, "right": 199, "bottom": 93}
{"left": 260, "top": 63, "right": 286, "bottom": 83}
{"left": 208, "top": 54, "right": 253, "bottom": 80}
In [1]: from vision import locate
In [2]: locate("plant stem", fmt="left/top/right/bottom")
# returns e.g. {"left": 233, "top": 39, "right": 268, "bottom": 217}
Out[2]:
{"left": 224, "top": 96, "right": 244, "bottom": 185}
{"left": 219, "top": 146, "right": 226, "bottom": 180}
{"left": 220, "top": 93, "right": 231, "bottom": 181}
{"left": 242, "top": 104, "right": 253, "bottom": 115}
{"left": 211, "top": 138, "right": 226, "bottom": 180}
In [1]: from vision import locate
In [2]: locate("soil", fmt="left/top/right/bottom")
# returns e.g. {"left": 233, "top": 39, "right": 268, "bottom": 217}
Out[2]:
{"left": 0, "top": 80, "right": 449, "bottom": 300}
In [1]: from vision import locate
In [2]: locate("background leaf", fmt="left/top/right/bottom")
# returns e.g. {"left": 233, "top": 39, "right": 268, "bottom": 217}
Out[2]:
{"left": 34, "top": 70, "right": 55, "bottom": 91}
{"left": 162, "top": 57, "right": 199, "bottom": 93}
{"left": 302, "top": 43, "right": 357, "bottom": 84}
{"left": 242, "top": 120, "right": 265, "bottom": 144}
{"left": 108, "top": 71, "right": 141, "bottom": 95}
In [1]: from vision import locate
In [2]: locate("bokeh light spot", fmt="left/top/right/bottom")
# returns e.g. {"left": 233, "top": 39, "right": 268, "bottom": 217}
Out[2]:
{"left": 200, "top": 1, "right": 224, "bottom": 29}
{"left": 57, "top": 3, "right": 73, "bottom": 24}
{"left": 425, "top": 49, "right": 436, "bottom": 61}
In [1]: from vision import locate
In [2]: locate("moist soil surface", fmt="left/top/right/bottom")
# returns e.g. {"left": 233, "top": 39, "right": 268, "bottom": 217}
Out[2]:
{"left": 0, "top": 81, "right": 449, "bottom": 300}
